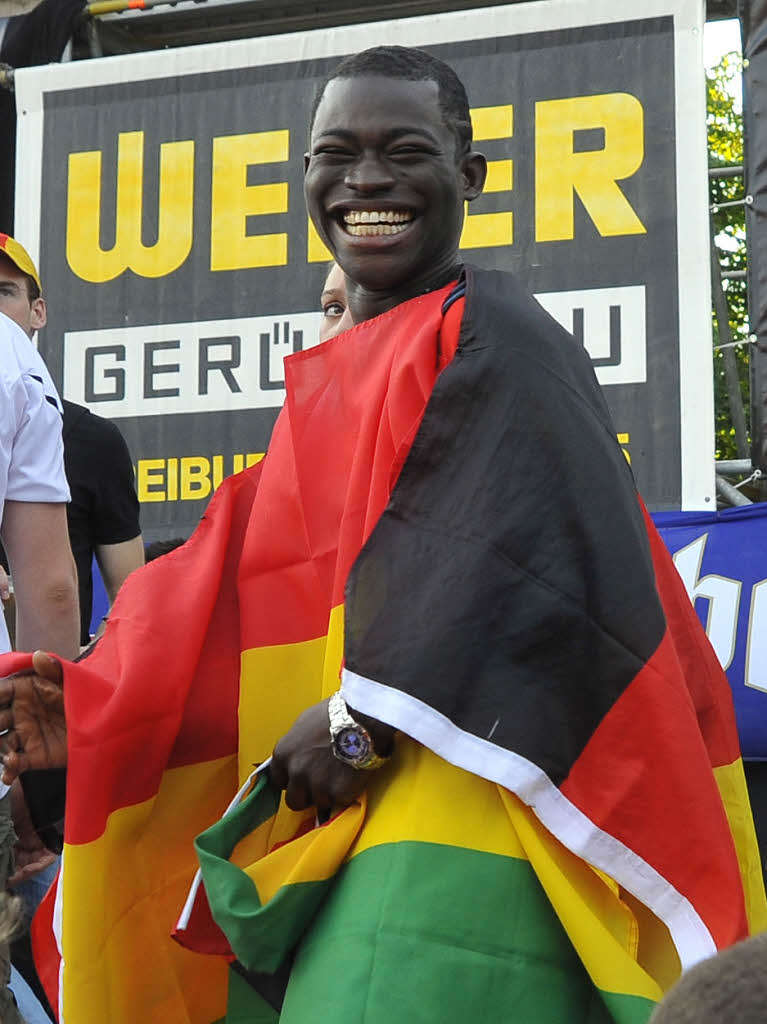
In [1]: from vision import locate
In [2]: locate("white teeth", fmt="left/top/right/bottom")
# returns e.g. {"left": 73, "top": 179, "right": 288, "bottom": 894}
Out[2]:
{"left": 342, "top": 210, "right": 414, "bottom": 237}
{"left": 345, "top": 222, "right": 410, "bottom": 236}
{"left": 343, "top": 210, "right": 414, "bottom": 225}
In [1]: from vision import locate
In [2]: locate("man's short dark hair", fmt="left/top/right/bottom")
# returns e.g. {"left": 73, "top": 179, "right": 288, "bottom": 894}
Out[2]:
{"left": 309, "top": 46, "right": 473, "bottom": 157}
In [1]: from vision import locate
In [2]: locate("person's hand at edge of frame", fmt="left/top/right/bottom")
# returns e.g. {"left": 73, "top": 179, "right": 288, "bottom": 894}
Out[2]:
{"left": 0, "top": 649, "right": 66, "bottom": 784}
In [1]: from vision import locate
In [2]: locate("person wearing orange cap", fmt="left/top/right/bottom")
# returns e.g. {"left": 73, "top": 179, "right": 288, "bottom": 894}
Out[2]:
{"left": 0, "top": 235, "right": 45, "bottom": 339}
{"left": 0, "top": 235, "right": 145, "bottom": 649}
{"left": 0, "top": 236, "right": 80, "bottom": 650}
{"left": 0, "top": 235, "right": 143, "bottom": 1023}
{"left": 0, "top": 241, "right": 79, "bottom": 1023}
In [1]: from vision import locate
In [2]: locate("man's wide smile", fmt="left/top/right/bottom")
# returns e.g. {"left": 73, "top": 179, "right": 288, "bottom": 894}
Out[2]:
{"left": 340, "top": 209, "right": 415, "bottom": 237}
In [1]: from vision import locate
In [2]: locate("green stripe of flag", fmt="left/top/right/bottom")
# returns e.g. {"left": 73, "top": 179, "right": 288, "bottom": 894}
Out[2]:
{"left": 202, "top": 797, "right": 657, "bottom": 1024}
{"left": 222, "top": 969, "right": 279, "bottom": 1024}
{"left": 277, "top": 841, "right": 655, "bottom": 1024}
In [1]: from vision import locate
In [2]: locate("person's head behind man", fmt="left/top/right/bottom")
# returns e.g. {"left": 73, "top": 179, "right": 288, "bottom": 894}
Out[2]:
{"left": 319, "top": 262, "right": 354, "bottom": 343}
{"left": 304, "top": 46, "right": 487, "bottom": 321}
{"left": 648, "top": 933, "right": 767, "bottom": 1024}
{"left": 0, "top": 234, "right": 46, "bottom": 340}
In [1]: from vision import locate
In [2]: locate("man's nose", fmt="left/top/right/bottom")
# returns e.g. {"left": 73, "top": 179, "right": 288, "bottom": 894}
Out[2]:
{"left": 344, "top": 153, "right": 396, "bottom": 192}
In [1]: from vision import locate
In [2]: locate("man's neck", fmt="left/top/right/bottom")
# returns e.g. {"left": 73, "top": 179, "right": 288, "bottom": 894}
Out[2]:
{"left": 347, "top": 261, "right": 463, "bottom": 324}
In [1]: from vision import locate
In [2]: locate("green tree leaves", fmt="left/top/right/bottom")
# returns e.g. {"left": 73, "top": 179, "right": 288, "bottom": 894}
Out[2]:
{"left": 708, "top": 52, "right": 750, "bottom": 461}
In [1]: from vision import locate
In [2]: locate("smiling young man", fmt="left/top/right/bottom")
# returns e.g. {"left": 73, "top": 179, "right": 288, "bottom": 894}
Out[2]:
{"left": 269, "top": 51, "right": 488, "bottom": 810}
{"left": 0, "top": 46, "right": 763, "bottom": 1024}
{"left": 303, "top": 54, "right": 485, "bottom": 325}
{"left": 265, "top": 47, "right": 765, "bottom": 1022}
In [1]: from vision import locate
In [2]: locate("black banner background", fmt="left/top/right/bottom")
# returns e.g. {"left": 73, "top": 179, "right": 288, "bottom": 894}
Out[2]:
{"left": 34, "top": 15, "right": 683, "bottom": 539}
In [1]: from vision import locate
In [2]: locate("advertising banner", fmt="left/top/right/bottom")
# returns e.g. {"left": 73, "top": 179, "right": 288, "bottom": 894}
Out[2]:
{"left": 654, "top": 502, "right": 767, "bottom": 759}
{"left": 15, "top": 0, "right": 713, "bottom": 540}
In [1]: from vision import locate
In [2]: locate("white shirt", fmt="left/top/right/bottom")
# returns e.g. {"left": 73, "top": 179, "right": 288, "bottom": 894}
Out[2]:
{"left": 0, "top": 312, "right": 70, "bottom": 652}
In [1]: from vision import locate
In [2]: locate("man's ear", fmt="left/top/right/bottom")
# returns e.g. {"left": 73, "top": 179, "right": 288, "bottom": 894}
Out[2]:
{"left": 30, "top": 296, "right": 46, "bottom": 332}
{"left": 461, "top": 151, "right": 488, "bottom": 202}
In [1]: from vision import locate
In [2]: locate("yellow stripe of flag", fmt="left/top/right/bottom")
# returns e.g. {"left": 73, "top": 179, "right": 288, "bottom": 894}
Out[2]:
{"left": 714, "top": 758, "right": 767, "bottom": 935}
{"left": 60, "top": 756, "right": 237, "bottom": 1024}
{"left": 238, "top": 606, "right": 345, "bottom": 782}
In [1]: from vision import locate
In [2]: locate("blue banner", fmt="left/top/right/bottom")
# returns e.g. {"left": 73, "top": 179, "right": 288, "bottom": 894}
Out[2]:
{"left": 653, "top": 502, "right": 767, "bottom": 760}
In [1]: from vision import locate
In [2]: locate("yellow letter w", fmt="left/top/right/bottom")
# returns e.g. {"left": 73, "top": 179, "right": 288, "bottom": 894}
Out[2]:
{"left": 66, "top": 131, "right": 194, "bottom": 283}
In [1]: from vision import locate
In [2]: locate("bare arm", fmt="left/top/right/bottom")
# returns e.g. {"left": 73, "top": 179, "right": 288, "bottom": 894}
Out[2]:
{"left": 96, "top": 535, "right": 144, "bottom": 604}
{"left": 1, "top": 500, "right": 79, "bottom": 660}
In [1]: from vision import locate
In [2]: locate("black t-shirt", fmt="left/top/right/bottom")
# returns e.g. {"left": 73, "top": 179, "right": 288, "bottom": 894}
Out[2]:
{"left": 63, "top": 400, "right": 140, "bottom": 644}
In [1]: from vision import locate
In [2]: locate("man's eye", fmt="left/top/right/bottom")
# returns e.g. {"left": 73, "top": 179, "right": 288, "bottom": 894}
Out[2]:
{"left": 323, "top": 302, "right": 346, "bottom": 318}
{"left": 388, "top": 144, "right": 435, "bottom": 159}
{"left": 313, "top": 145, "right": 354, "bottom": 159}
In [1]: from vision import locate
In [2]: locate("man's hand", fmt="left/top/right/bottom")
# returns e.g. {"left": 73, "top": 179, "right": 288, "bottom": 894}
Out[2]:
{"left": 271, "top": 699, "right": 372, "bottom": 811}
{"left": 0, "top": 650, "right": 67, "bottom": 784}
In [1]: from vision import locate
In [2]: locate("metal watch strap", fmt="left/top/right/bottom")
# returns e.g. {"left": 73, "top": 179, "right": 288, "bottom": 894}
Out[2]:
{"left": 328, "top": 690, "right": 391, "bottom": 770}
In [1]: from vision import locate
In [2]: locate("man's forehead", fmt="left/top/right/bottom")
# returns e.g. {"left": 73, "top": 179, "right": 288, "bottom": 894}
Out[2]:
{"left": 322, "top": 74, "right": 439, "bottom": 95}
{"left": 0, "top": 254, "right": 25, "bottom": 282}
{"left": 313, "top": 75, "right": 442, "bottom": 131}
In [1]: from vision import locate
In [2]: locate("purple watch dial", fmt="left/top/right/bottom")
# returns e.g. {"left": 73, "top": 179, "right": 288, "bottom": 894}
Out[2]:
{"left": 336, "top": 727, "right": 371, "bottom": 762}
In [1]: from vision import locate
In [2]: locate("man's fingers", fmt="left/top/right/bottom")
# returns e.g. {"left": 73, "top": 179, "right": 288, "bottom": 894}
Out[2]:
{"left": 284, "top": 778, "right": 310, "bottom": 811}
{"left": 0, "top": 678, "right": 16, "bottom": 709}
{"left": 0, "top": 728, "right": 18, "bottom": 753}
{"left": 31, "top": 650, "right": 64, "bottom": 685}
{"left": 1, "top": 751, "right": 26, "bottom": 786}
{"left": 269, "top": 757, "right": 287, "bottom": 792}
{"left": 311, "top": 786, "right": 332, "bottom": 811}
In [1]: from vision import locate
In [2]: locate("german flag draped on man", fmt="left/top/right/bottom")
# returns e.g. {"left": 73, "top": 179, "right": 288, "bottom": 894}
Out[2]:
{"left": 0, "top": 44, "right": 764, "bottom": 1024}
{"left": 6, "top": 265, "right": 764, "bottom": 1024}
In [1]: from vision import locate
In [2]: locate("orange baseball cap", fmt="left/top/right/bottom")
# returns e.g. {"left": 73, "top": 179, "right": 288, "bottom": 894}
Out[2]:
{"left": 0, "top": 233, "right": 42, "bottom": 293}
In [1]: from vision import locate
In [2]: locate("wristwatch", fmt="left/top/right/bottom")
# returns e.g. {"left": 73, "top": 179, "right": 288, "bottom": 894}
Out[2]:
{"left": 328, "top": 691, "right": 391, "bottom": 770}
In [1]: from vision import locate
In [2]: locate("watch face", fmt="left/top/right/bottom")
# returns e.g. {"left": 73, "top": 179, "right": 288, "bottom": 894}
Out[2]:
{"left": 335, "top": 727, "right": 371, "bottom": 764}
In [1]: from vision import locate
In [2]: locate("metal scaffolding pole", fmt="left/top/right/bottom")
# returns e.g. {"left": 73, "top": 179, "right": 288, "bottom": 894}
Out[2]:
{"left": 716, "top": 474, "right": 753, "bottom": 505}
{"left": 716, "top": 459, "right": 753, "bottom": 474}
